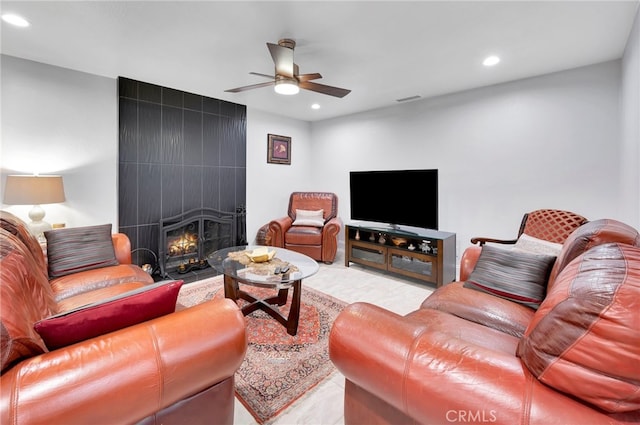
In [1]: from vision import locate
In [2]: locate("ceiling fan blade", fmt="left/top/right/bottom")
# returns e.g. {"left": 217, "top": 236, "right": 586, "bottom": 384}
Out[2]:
{"left": 299, "top": 81, "right": 351, "bottom": 98}
{"left": 249, "top": 72, "right": 275, "bottom": 79}
{"left": 267, "top": 42, "right": 294, "bottom": 77}
{"left": 297, "top": 73, "right": 322, "bottom": 82}
{"left": 225, "top": 81, "right": 275, "bottom": 93}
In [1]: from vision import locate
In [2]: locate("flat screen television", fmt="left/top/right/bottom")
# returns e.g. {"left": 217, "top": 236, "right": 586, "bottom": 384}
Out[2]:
{"left": 349, "top": 169, "right": 438, "bottom": 231}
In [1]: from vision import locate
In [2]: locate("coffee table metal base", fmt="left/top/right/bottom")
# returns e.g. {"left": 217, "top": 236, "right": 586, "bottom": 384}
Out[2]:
{"left": 223, "top": 275, "right": 301, "bottom": 336}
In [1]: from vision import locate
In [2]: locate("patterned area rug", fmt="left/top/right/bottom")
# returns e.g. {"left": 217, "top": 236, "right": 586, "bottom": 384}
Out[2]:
{"left": 176, "top": 275, "right": 347, "bottom": 424}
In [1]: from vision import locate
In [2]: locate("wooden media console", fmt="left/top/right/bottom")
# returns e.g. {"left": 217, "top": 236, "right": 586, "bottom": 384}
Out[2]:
{"left": 345, "top": 222, "right": 456, "bottom": 288}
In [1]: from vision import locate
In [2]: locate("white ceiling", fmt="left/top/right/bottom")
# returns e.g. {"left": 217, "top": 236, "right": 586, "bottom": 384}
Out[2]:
{"left": 1, "top": 1, "right": 638, "bottom": 122}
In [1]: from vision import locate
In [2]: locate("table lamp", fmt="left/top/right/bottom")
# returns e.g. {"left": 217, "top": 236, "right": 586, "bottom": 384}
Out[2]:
{"left": 3, "top": 175, "right": 66, "bottom": 240}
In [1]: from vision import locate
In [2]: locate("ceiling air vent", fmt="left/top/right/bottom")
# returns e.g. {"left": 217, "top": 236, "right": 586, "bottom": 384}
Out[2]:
{"left": 396, "top": 95, "right": 421, "bottom": 103}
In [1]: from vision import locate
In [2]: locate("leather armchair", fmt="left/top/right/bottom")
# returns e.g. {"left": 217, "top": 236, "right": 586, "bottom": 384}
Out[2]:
{"left": 267, "top": 192, "right": 342, "bottom": 264}
{"left": 461, "top": 208, "right": 587, "bottom": 282}
{"left": 471, "top": 208, "right": 588, "bottom": 246}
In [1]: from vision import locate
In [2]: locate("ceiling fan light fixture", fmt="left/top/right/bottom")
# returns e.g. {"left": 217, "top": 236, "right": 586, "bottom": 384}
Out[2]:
{"left": 274, "top": 78, "right": 299, "bottom": 95}
{"left": 226, "top": 39, "right": 350, "bottom": 98}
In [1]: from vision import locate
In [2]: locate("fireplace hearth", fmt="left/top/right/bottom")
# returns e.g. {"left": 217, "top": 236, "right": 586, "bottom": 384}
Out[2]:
{"left": 159, "top": 207, "right": 246, "bottom": 278}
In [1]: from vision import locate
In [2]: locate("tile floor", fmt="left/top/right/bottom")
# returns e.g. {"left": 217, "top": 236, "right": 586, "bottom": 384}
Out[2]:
{"left": 233, "top": 249, "right": 436, "bottom": 425}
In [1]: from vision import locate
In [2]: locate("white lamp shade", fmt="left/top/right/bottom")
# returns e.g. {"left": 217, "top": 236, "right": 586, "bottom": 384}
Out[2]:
{"left": 3, "top": 175, "right": 66, "bottom": 205}
{"left": 3, "top": 175, "right": 66, "bottom": 242}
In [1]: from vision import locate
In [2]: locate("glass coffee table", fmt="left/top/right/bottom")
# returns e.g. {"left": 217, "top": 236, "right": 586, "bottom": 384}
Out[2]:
{"left": 207, "top": 246, "right": 319, "bottom": 336}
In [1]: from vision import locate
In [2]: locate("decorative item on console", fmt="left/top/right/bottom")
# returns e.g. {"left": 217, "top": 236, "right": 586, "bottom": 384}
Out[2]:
{"left": 420, "top": 240, "right": 432, "bottom": 253}
{"left": 378, "top": 233, "right": 387, "bottom": 244}
{"left": 390, "top": 237, "right": 408, "bottom": 247}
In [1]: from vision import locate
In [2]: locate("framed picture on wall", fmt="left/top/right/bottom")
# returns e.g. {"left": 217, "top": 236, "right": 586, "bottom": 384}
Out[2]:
{"left": 267, "top": 134, "right": 291, "bottom": 165}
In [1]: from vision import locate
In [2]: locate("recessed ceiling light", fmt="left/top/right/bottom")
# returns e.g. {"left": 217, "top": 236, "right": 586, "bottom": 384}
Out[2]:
{"left": 483, "top": 55, "right": 500, "bottom": 67}
{"left": 311, "top": 103, "right": 320, "bottom": 110}
{"left": 2, "top": 13, "right": 30, "bottom": 27}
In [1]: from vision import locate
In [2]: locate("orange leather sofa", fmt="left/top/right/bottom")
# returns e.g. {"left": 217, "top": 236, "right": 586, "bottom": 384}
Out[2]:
{"left": 267, "top": 192, "right": 342, "bottom": 263}
{"left": 0, "top": 211, "right": 247, "bottom": 425}
{"left": 330, "top": 218, "right": 640, "bottom": 424}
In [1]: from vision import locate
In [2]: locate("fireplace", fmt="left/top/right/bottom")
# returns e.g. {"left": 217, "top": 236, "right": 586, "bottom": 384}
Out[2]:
{"left": 159, "top": 207, "right": 246, "bottom": 278}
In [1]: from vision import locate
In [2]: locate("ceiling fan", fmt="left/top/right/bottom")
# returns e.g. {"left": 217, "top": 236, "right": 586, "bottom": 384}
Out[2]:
{"left": 225, "top": 39, "right": 351, "bottom": 98}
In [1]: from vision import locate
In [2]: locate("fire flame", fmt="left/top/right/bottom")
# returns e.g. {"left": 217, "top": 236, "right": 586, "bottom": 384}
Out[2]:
{"left": 168, "top": 233, "right": 198, "bottom": 256}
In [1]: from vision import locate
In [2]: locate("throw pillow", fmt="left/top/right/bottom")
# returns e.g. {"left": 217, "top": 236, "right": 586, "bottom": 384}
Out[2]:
{"left": 292, "top": 209, "right": 325, "bottom": 227}
{"left": 514, "top": 233, "right": 563, "bottom": 256}
{"left": 464, "top": 245, "right": 556, "bottom": 309}
{"left": 517, "top": 243, "right": 640, "bottom": 413}
{"left": 45, "top": 224, "right": 119, "bottom": 279}
{"left": 34, "top": 280, "right": 183, "bottom": 350}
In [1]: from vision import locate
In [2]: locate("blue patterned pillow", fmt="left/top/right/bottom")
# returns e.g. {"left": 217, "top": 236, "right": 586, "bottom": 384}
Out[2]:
{"left": 463, "top": 245, "right": 556, "bottom": 309}
{"left": 45, "top": 224, "right": 119, "bottom": 279}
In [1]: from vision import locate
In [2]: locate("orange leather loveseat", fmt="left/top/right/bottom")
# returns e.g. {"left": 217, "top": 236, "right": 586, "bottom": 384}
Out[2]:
{"left": 330, "top": 218, "right": 640, "bottom": 424}
{"left": 0, "top": 211, "right": 247, "bottom": 424}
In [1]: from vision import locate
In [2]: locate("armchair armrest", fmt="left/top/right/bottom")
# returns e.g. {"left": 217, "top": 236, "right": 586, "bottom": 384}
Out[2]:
{"left": 1, "top": 299, "right": 247, "bottom": 425}
{"left": 321, "top": 217, "right": 343, "bottom": 259}
{"left": 459, "top": 245, "right": 482, "bottom": 282}
{"left": 470, "top": 236, "right": 518, "bottom": 246}
{"left": 323, "top": 216, "right": 342, "bottom": 235}
{"left": 268, "top": 216, "right": 293, "bottom": 247}
{"left": 112, "top": 233, "right": 132, "bottom": 264}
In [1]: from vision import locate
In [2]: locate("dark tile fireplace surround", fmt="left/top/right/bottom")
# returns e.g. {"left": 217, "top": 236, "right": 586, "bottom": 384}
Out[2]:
{"left": 118, "top": 77, "right": 247, "bottom": 282}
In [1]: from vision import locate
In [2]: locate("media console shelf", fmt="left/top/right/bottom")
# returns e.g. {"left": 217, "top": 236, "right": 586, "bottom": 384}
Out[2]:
{"left": 345, "top": 222, "right": 456, "bottom": 288}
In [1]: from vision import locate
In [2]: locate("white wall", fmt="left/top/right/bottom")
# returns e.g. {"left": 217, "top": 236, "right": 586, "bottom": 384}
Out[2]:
{"left": 307, "top": 60, "right": 626, "bottom": 261}
{"left": 3, "top": 53, "right": 637, "bottom": 262}
{"left": 245, "top": 108, "right": 312, "bottom": 243}
{"left": 1, "top": 55, "right": 118, "bottom": 228}
{"left": 621, "top": 6, "right": 640, "bottom": 226}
